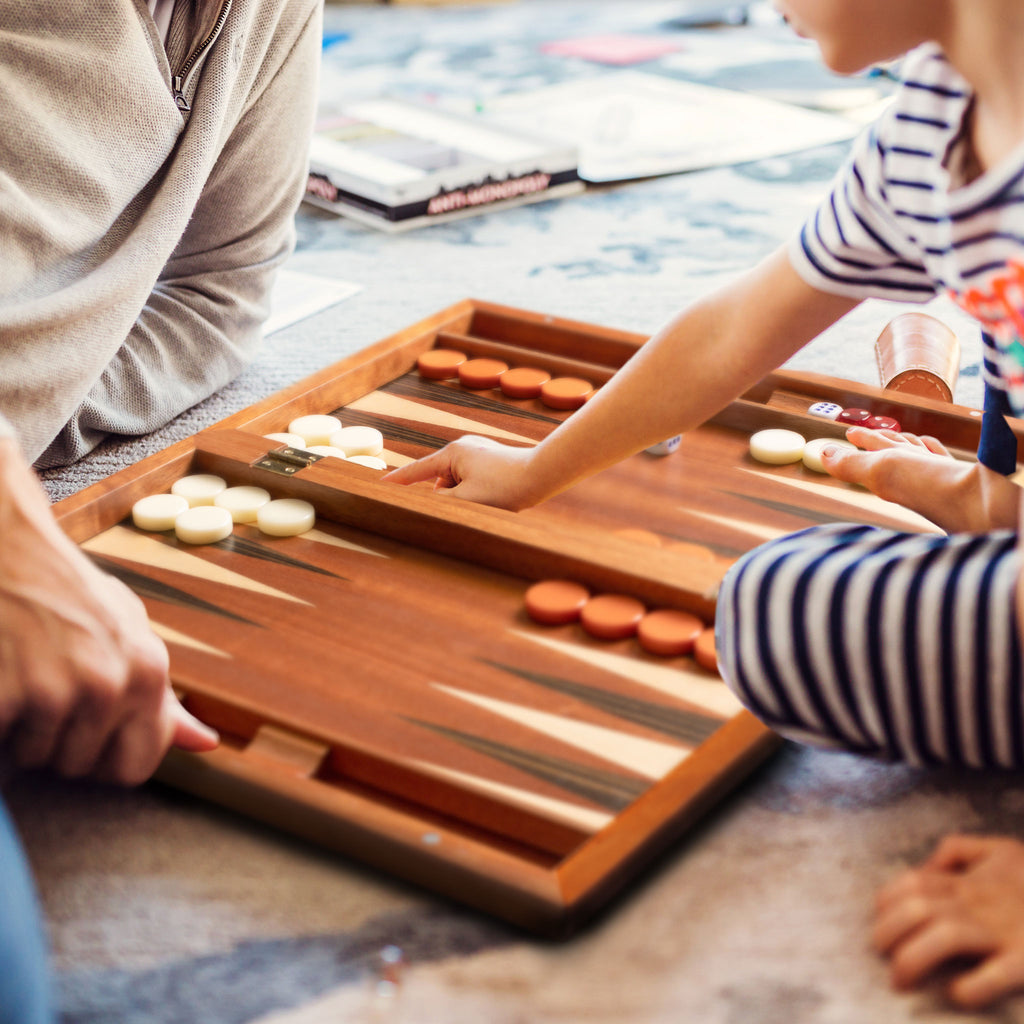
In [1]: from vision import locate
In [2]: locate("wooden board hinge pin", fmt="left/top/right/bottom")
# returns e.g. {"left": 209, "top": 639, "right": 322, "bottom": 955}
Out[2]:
{"left": 252, "top": 446, "right": 323, "bottom": 477}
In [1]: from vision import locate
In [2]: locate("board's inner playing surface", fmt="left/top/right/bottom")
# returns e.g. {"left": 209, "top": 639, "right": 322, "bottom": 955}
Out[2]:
{"left": 61, "top": 301, "right": 981, "bottom": 932}
{"left": 85, "top": 429, "right": 743, "bottom": 864}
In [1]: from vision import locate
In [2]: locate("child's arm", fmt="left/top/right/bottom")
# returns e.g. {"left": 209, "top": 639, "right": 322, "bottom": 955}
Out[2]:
{"left": 386, "top": 247, "right": 859, "bottom": 508}
{"left": 873, "top": 834, "right": 1024, "bottom": 1009}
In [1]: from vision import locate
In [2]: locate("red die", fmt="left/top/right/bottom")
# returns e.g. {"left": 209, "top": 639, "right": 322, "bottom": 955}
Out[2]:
{"left": 837, "top": 408, "right": 871, "bottom": 426}
{"left": 866, "top": 415, "right": 902, "bottom": 432}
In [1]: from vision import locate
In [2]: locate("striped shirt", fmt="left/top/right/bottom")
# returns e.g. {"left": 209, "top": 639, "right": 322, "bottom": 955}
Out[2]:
{"left": 790, "top": 43, "right": 1024, "bottom": 415}
{"left": 718, "top": 524, "right": 1023, "bottom": 768}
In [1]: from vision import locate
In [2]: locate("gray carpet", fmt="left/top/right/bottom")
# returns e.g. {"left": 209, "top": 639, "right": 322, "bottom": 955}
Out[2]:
{"left": 11, "top": 2, "right": 1020, "bottom": 1021}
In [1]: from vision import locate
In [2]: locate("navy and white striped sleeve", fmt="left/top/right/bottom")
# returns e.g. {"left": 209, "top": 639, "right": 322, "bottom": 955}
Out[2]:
{"left": 788, "top": 46, "right": 972, "bottom": 304}
{"left": 788, "top": 117, "right": 938, "bottom": 301}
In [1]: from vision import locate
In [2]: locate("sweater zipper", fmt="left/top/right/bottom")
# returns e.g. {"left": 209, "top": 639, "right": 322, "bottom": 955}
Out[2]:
{"left": 172, "top": 0, "right": 233, "bottom": 113}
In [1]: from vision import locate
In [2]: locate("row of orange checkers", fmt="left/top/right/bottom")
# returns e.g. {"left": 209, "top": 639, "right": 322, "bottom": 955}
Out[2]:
{"left": 417, "top": 347, "right": 595, "bottom": 410}
{"left": 416, "top": 346, "right": 681, "bottom": 457}
{"left": 523, "top": 579, "right": 719, "bottom": 670}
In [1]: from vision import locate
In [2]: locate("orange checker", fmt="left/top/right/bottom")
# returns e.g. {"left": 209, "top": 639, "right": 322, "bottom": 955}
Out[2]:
{"left": 458, "top": 358, "right": 509, "bottom": 389}
{"left": 524, "top": 579, "right": 591, "bottom": 625}
{"left": 540, "top": 376, "right": 593, "bottom": 410}
{"left": 499, "top": 366, "right": 552, "bottom": 399}
{"left": 417, "top": 348, "right": 467, "bottom": 379}
{"left": 580, "top": 593, "right": 646, "bottom": 640}
{"left": 694, "top": 626, "right": 719, "bottom": 673}
{"left": 637, "top": 609, "right": 704, "bottom": 657}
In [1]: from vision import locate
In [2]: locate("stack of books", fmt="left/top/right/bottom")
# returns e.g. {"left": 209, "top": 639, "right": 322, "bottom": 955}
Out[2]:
{"left": 303, "top": 98, "right": 582, "bottom": 232}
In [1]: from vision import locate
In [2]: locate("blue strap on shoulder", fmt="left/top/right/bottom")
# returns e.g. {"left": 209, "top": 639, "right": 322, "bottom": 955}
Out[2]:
{"left": 978, "top": 376, "right": 1018, "bottom": 475}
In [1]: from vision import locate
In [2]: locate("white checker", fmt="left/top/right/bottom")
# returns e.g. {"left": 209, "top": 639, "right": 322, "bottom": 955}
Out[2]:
{"left": 802, "top": 437, "right": 856, "bottom": 474}
{"left": 174, "top": 505, "right": 233, "bottom": 545}
{"left": 170, "top": 474, "right": 227, "bottom": 507}
{"left": 305, "top": 445, "right": 348, "bottom": 459}
{"left": 131, "top": 493, "right": 189, "bottom": 532}
{"left": 808, "top": 401, "right": 843, "bottom": 421}
{"left": 287, "top": 414, "right": 343, "bottom": 446}
{"left": 329, "top": 425, "right": 384, "bottom": 457}
{"left": 214, "top": 485, "right": 272, "bottom": 523}
{"left": 346, "top": 454, "right": 388, "bottom": 471}
{"left": 749, "top": 428, "right": 805, "bottom": 465}
{"left": 257, "top": 498, "right": 316, "bottom": 537}
{"left": 263, "top": 432, "right": 307, "bottom": 448}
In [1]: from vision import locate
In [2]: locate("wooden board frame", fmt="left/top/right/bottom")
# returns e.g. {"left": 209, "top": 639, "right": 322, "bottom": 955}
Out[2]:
{"left": 52, "top": 299, "right": 1010, "bottom": 937}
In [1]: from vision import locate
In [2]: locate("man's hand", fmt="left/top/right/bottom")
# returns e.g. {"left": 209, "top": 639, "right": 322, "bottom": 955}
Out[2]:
{"left": 821, "top": 426, "right": 1021, "bottom": 533}
{"left": 874, "top": 834, "right": 1024, "bottom": 1009}
{"left": 0, "top": 440, "right": 217, "bottom": 785}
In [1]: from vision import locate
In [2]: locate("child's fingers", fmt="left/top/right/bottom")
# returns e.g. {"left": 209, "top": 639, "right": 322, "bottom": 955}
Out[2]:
{"left": 874, "top": 868, "right": 957, "bottom": 924}
{"left": 819, "top": 440, "right": 864, "bottom": 474}
{"left": 844, "top": 425, "right": 952, "bottom": 456}
{"left": 918, "top": 434, "right": 951, "bottom": 456}
{"left": 875, "top": 836, "right": 1024, "bottom": 1004}
{"left": 924, "top": 833, "right": 1003, "bottom": 872}
{"left": 844, "top": 425, "right": 903, "bottom": 450}
{"left": 821, "top": 437, "right": 944, "bottom": 498}
{"left": 885, "top": 918, "right": 993, "bottom": 992}
{"left": 872, "top": 893, "right": 935, "bottom": 953}
{"left": 818, "top": 441, "right": 883, "bottom": 488}
{"left": 384, "top": 436, "right": 500, "bottom": 488}
{"left": 948, "top": 949, "right": 1024, "bottom": 1010}
{"left": 383, "top": 447, "right": 457, "bottom": 486}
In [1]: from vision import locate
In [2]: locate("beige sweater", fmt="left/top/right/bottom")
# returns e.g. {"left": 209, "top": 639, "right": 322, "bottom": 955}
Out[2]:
{"left": 0, "top": 0, "right": 322, "bottom": 466}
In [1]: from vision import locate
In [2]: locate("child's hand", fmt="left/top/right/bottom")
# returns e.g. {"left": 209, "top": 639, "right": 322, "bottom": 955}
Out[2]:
{"left": 821, "top": 426, "right": 1020, "bottom": 532}
{"left": 384, "top": 436, "right": 539, "bottom": 511}
{"left": 874, "top": 834, "right": 1024, "bottom": 1009}
{"left": 848, "top": 425, "right": 955, "bottom": 457}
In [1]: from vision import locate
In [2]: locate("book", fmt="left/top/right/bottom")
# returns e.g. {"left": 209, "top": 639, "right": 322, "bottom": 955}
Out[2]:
{"left": 303, "top": 98, "right": 583, "bottom": 231}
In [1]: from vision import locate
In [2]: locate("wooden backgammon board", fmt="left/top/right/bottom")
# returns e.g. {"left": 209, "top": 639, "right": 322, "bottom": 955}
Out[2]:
{"left": 53, "top": 299, "right": 1003, "bottom": 937}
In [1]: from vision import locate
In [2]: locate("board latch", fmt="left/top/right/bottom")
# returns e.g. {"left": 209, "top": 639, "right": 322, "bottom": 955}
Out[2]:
{"left": 252, "top": 446, "right": 323, "bottom": 476}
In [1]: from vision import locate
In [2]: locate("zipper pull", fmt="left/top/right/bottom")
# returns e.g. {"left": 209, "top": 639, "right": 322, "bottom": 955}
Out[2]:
{"left": 172, "top": 76, "right": 191, "bottom": 113}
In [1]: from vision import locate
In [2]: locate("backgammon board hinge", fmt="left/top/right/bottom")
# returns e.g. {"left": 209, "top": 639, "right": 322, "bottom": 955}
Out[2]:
{"left": 251, "top": 446, "right": 324, "bottom": 476}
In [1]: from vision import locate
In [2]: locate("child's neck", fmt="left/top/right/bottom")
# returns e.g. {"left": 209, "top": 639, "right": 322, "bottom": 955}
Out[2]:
{"left": 970, "top": 104, "right": 1024, "bottom": 180}
{"left": 943, "top": 3, "right": 1024, "bottom": 175}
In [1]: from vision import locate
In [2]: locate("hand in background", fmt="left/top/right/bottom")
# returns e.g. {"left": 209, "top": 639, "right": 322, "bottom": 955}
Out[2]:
{"left": 0, "top": 440, "right": 217, "bottom": 785}
{"left": 821, "top": 426, "right": 1021, "bottom": 533}
{"left": 874, "top": 834, "right": 1024, "bottom": 1009}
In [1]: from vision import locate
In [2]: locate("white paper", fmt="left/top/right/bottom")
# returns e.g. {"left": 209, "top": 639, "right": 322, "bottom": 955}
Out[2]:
{"left": 485, "top": 71, "right": 863, "bottom": 182}
{"left": 264, "top": 269, "right": 362, "bottom": 336}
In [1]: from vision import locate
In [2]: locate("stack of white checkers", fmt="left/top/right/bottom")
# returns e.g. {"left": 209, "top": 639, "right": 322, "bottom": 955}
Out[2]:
{"left": 131, "top": 475, "right": 316, "bottom": 546}
{"left": 130, "top": 414, "right": 389, "bottom": 545}
{"left": 264, "top": 414, "right": 388, "bottom": 471}
{"left": 748, "top": 429, "right": 856, "bottom": 473}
